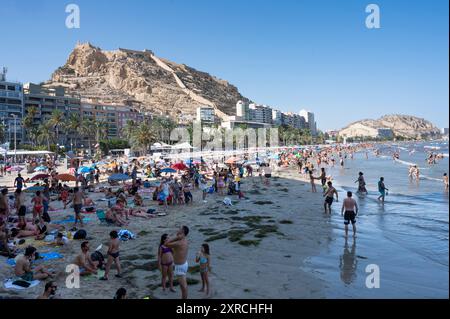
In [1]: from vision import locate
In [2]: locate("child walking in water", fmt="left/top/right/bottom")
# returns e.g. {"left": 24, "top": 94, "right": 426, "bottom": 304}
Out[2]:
{"left": 196, "top": 243, "right": 211, "bottom": 297}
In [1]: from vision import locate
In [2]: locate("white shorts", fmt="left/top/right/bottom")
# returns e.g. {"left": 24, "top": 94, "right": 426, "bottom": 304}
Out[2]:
{"left": 174, "top": 261, "right": 188, "bottom": 277}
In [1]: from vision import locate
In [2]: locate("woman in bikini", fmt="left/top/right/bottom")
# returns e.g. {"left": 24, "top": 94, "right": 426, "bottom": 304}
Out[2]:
{"left": 158, "top": 234, "right": 175, "bottom": 293}
{"left": 31, "top": 191, "right": 43, "bottom": 222}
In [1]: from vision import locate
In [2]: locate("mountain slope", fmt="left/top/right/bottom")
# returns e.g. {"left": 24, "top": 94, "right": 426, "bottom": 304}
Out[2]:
{"left": 340, "top": 114, "right": 441, "bottom": 139}
{"left": 47, "top": 43, "right": 251, "bottom": 120}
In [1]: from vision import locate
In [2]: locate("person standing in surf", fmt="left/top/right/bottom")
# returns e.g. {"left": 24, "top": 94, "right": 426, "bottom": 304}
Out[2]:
{"left": 355, "top": 172, "right": 368, "bottom": 195}
{"left": 377, "top": 177, "right": 389, "bottom": 203}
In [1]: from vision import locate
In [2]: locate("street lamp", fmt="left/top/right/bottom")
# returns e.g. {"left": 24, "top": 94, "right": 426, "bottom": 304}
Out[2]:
{"left": 11, "top": 114, "right": 17, "bottom": 164}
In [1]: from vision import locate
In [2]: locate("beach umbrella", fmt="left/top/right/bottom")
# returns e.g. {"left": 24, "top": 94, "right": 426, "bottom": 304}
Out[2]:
{"left": 30, "top": 174, "right": 49, "bottom": 181}
{"left": 108, "top": 173, "right": 131, "bottom": 181}
{"left": 6, "top": 166, "right": 24, "bottom": 172}
{"left": 78, "top": 166, "right": 93, "bottom": 174}
{"left": 55, "top": 174, "right": 77, "bottom": 182}
{"left": 171, "top": 163, "right": 187, "bottom": 171}
{"left": 24, "top": 186, "right": 45, "bottom": 193}
{"left": 161, "top": 168, "right": 177, "bottom": 173}
{"left": 94, "top": 161, "right": 107, "bottom": 166}
{"left": 225, "top": 157, "right": 239, "bottom": 164}
{"left": 34, "top": 166, "right": 47, "bottom": 172}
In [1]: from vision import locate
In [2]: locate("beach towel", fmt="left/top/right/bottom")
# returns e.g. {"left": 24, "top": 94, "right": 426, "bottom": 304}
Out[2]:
{"left": 83, "top": 269, "right": 105, "bottom": 281}
{"left": 4, "top": 278, "right": 40, "bottom": 290}
{"left": 223, "top": 197, "right": 233, "bottom": 206}
{"left": 52, "top": 217, "right": 91, "bottom": 225}
{"left": 15, "top": 238, "right": 51, "bottom": 249}
{"left": 118, "top": 229, "right": 136, "bottom": 241}
{"left": 6, "top": 252, "right": 63, "bottom": 266}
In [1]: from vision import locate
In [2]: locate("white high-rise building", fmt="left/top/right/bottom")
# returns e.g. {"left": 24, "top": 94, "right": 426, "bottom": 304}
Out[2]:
{"left": 236, "top": 101, "right": 250, "bottom": 120}
{"left": 299, "top": 109, "right": 317, "bottom": 135}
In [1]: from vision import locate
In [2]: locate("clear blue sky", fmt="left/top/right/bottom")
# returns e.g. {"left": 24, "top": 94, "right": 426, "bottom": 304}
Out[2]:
{"left": 1, "top": 0, "right": 448, "bottom": 130}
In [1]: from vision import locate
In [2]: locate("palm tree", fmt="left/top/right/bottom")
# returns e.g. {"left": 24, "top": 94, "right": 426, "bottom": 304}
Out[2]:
{"left": 93, "top": 119, "right": 108, "bottom": 143}
{"left": 23, "top": 106, "right": 38, "bottom": 143}
{"left": 152, "top": 117, "right": 176, "bottom": 144}
{"left": 65, "top": 113, "right": 81, "bottom": 148}
{"left": 37, "top": 123, "right": 53, "bottom": 149}
{"left": 49, "top": 109, "right": 65, "bottom": 145}
{"left": 122, "top": 120, "right": 136, "bottom": 140}
{"left": 28, "top": 127, "right": 40, "bottom": 147}
{"left": 0, "top": 122, "right": 5, "bottom": 143}
{"left": 80, "top": 120, "right": 95, "bottom": 154}
{"left": 130, "top": 122, "right": 157, "bottom": 155}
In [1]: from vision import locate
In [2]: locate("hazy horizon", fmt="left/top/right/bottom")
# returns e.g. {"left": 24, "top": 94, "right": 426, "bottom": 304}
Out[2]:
{"left": 1, "top": 0, "right": 448, "bottom": 130}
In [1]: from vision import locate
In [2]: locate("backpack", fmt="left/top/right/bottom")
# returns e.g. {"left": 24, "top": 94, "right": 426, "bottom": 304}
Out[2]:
{"left": 91, "top": 251, "right": 105, "bottom": 267}
{"left": 73, "top": 229, "right": 87, "bottom": 240}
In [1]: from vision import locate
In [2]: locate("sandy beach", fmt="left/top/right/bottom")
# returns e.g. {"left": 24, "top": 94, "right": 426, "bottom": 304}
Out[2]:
{"left": 0, "top": 165, "right": 334, "bottom": 299}
{"left": 1, "top": 146, "right": 448, "bottom": 300}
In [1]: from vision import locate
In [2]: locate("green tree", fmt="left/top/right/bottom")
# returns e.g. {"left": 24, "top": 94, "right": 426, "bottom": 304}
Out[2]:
{"left": 0, "top": 122, "right": 5, "bottom": 143}
{"left": 80, "top": 120, "right": 95, "bottom": 154}
{"left": 152, "top": 117, "right": 177, "bottom": 144}
{"left": 122, "top": 120, "right": 136, "bottom": 140}
{"left": 93, "top": 119, "right": 108, "bottom": 143}
{"left": 130, "top": 122, "right": 157, "bottom": 155}
{"left": 65, "top": 113, "right": 81, "bottom": 146}
{"left": 37, "top": 123, "right": 53, "bottom": 149}
{"left": 49, "top": 109, "right": 65, "bottom": 145}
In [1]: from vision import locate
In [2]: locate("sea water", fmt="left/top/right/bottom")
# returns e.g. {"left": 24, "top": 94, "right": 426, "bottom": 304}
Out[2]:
{"left": 304, "top": 141, "right": 449, "bottom": 298}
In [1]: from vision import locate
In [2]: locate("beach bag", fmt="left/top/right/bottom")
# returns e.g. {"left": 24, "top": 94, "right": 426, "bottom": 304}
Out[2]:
{"left": 208, "top": 186, "right": 214, "bottom": 194}
{"left": 42, "top": 211, "right": 51, "bottom": 223}
{"left": 73, "top": 229, "right": 87, "bottom": 240}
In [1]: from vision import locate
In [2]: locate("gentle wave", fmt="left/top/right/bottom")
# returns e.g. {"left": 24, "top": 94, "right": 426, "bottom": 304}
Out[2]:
{"left": 420, "top": 175, "right": 444, "bottom": 182}
{"left": 394, "top": 158, "right": 430, "bottom": 170}
{"left": 424, "top": 146, "right": 442, "bottom": 150}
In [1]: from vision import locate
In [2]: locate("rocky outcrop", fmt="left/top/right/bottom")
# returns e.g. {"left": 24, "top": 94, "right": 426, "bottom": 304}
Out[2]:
{"left": 47, "top": 43, "right": 251, "bottom": 119}
{"left": 339, "top": 114, "right": 441, "bottom": 139}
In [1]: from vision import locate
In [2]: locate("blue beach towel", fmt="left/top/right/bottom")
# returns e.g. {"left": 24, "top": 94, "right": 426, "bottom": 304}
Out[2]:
{"left": 52, "top": 217, "right": 91, "bottom": 224}
{"left": 6, "top": 252, "right": 63, "bottom": 266}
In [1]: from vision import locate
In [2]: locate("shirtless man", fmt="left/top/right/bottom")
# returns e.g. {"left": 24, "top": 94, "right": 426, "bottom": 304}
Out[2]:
{"left": 15, "top": 188, "right": 27, "bottom": 225}
{"left": 323, "top": 181, "right": 338, "bottom": 214}
{"left": 15, "top": 246, "right": 53, "bottom": 281}
{"left": 165, "top": 226, "right": 189, "bottom": 299}
{"left": 341, "top": 191, "right": 358, "bottom": 238}
{"left": 101, "top": 230, "right": 121, "bottom": 280}
{"left": 73, "top": 241, "right": 98, "bottom": 276}
{"left": 0, "top": 188, "right": 10, "bottom": 219}
{"left": 444, "top": 173, "right": 449, "bottom": 190}
{"left": 68, "top": 187, "right": 85, "bottom": 227}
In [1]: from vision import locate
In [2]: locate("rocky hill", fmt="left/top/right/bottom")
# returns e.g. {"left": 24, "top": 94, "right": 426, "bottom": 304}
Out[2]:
{"left": 46, "top": 43, "right": 251, "bottom": 120}
{"left": 340, "top": 114, "right": 441, "bottom": 139}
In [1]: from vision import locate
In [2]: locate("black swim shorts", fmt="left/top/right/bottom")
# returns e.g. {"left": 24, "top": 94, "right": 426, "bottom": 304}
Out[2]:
{"left": 325, "top": 196, "right": 334, "bottom": 205}
{"left": 344, "top": 211, "right": 356, "bottom": 225}
{"left": 18, "top": 206, "right": 27, "bottom": 217}
{"left": 74, "top": 204, "right": 83, "bottom": 214}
